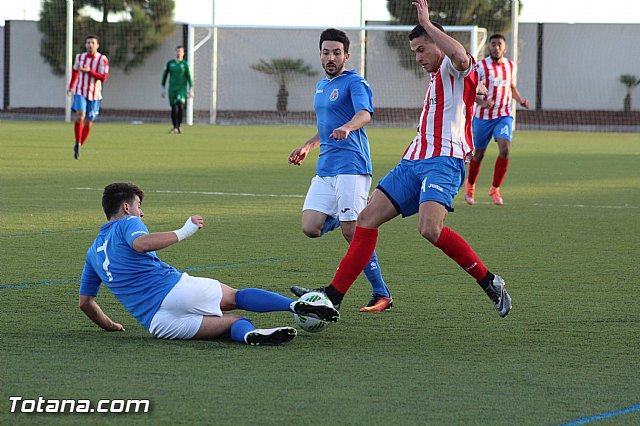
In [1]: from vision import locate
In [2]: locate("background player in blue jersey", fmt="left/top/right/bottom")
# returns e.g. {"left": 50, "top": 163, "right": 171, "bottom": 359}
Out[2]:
{"left": 288, "top": 28, "right": 392, "bottom": 312}
{"left": 78, "top": 182, "right": 339, "bottom": 346}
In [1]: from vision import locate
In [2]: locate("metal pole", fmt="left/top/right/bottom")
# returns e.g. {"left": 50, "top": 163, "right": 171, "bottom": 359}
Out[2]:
{"left": 210, "top": 0, "right": 218, "bottom": 124}
{"left": 511, "top": 0, "right": 519, "bottom": 127}
{"left": 65, "top": 0, "right": 73, "bottom": 122}
{"left": 359, "top": 0, "right": 365, "bottom": 78}
{"left": 470, "top": 26, "right": 477, "bottom": 60}
{"left": 187, "top": 25, "right": 194, "bottom": 126}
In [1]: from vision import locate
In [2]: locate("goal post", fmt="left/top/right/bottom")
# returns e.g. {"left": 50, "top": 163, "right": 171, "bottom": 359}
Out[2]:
{"left": 187, "top": 23, "right": 487, "bottom": 125}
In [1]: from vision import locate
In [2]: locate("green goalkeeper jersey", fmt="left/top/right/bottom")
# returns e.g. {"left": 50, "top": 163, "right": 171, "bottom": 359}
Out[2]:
{"left": 161, "top": 59, "right": 193, "bottom": 93}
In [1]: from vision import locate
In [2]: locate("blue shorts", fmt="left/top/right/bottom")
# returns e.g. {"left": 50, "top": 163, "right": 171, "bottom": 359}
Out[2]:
{"left": 377, "top": 157, "right": 465, "bottom": 216}
{"left": 472, "top": 116, "right": 514, "bottom": 150}
{"left": 72, "top": 95, "right": 101, "bottom": 121}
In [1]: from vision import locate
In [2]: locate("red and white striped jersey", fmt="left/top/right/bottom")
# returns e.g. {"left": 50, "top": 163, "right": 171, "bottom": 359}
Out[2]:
{"left": 474, "top": 56, "right": 516, "bottom": 119}
{"left": 402, "top": 54, "right": 478, "bottom": 162}
{"left": 69, "top": 53, "right": 110, "bottom": 101}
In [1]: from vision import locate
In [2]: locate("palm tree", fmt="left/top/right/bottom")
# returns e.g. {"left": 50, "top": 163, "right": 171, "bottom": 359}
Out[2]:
{"left": 619, "top": 74, "right": 640, "bottom": 112}
{"left": 251, "top": 58, "right": 317, "bottom": 113}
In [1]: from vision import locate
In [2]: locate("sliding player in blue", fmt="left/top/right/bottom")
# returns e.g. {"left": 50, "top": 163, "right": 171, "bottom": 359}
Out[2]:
{"left": 288, "top": 28, "right": 392, "bottom": 312}
{"left": 78, "top": 182, "right": 339, "bottom": 346}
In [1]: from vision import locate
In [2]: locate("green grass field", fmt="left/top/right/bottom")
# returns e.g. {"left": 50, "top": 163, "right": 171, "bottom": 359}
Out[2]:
{"left": 1, "top": 121, "right": 639, "bottom": 425}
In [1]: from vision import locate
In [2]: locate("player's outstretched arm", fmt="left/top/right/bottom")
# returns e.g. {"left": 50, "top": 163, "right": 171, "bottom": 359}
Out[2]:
{"left": 288, "top": 133, "right": 320, "bottom": 166}
{"left": 413, "top": 0, "right": 469, "bottom": 71}
{"left": 79, "top": 295, "right": 125, "bottom": 331}
{"left": 132, "top": 215, "right": 204, "bottom": 253}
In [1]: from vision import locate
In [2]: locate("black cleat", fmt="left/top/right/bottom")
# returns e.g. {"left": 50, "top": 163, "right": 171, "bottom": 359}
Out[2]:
{"left": 244, "top": 327, "right": 297, "bottom": 346}
{"left": 291, "top": 286, "right": 341, "bottom": 310}
{"left": 73, "top": 142, "right": 80, "bottom": 160}
{"left": 291, "top": 298, "right": 340, "bottom": 323}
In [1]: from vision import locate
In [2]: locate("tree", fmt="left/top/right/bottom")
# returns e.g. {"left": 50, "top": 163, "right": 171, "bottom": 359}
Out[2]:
{"left": 39, "top": 0, "right": 175, "bottom": 75}
{"left": 619, "top": 74, "right": 640, "bottom": 112}
{"left": 251, "top": 58, "right": 318, "bottom": 113}
{"left": 385, "top": 0, "right": 522, "bottom": 73}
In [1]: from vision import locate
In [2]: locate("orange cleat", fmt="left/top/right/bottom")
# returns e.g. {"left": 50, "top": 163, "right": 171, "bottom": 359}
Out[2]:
{"left": 489, "top": 186, "right": 504, "bottom": 205}
{"left": 464, "top": 181, "right": 475, "bottom": 205}
{"left": 360, "top": 295, "right": 393, "bottom": 312}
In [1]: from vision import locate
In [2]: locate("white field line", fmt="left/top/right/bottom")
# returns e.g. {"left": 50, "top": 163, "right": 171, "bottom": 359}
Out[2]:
{"left": 73, "top": 188, "right": 638, "bottom": 209}
{"left": 72, "top": 187, "right": 305, "bottom": 198}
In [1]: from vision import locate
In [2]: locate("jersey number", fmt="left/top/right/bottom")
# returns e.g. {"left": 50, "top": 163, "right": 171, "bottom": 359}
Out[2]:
{"left": 97, "top": 240, "right": 114, "bottom": 282}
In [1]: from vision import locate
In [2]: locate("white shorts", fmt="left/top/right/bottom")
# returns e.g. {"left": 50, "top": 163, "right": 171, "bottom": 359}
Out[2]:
{"left": 149, "top": 273, "right": 223, "bottom": 339}
{"left": 302, "top": 174, "right": 371, "bottom": 222}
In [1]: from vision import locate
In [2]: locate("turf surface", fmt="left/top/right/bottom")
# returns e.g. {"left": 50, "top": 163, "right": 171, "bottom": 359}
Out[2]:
{"left": 1, "top": 122, "right": 639, "bottom": 425}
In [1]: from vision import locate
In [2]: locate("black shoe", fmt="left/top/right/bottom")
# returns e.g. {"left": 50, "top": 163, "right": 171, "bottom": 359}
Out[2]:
{"left": 73, "top": 143, "right": 80, "bottom": 160}
{"left": 291, "top": 299, "right": 340, "bottom": 323}
{"left": 244, "top": 327, "right": 297, "bottom": 346}
{"left": 291, "top": 285, "right": 315, "bottom": 298}
{"left": 290, "top": 286, "right": 341, "bottom": 310}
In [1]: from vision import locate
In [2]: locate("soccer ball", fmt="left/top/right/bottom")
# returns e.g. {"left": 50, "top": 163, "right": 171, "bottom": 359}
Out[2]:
{"left": 294, "top": 291, "right": 333, "bottom": 333}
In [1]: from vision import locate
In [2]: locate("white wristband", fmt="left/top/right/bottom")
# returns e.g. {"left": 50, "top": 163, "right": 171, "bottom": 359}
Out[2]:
{"left": 173, "top": 218, "right": 199, "bottom": 242}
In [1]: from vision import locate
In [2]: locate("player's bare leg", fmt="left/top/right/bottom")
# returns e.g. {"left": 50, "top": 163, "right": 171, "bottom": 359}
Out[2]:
{"left": 192, "top": 313, "right": 244, "bottom": 339}
{"left": 301, "top": 209, "right": 332, "bottom": 238}
{"left": 195, "top": 284, "right": 297, "bottom": 345}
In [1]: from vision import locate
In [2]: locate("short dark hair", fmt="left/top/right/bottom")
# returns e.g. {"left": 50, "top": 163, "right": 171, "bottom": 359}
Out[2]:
{"left": 102, "top": 182, "right": 144, "bottom": 219}
{"left": 489, "top": 34, "right": 506, "bottom": 43}
{"left": 85, "top": 35, "right": 99, "bottom": 44}
{"left": 408, "top": 22, "right": 446, "bottom": 42}
{"left": 176, "top": 45, "right": 184, "bottom": 50}
{"left": 319, "top": 28, "right": 350, "bottom": 53}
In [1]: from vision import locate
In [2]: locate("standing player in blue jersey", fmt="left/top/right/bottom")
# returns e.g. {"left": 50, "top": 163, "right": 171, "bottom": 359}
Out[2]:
{"left": 288, "top": 28, "right": 392, "bottom": 312}
{"left": 78, "top": 182, "right": 339, "bottom": 346}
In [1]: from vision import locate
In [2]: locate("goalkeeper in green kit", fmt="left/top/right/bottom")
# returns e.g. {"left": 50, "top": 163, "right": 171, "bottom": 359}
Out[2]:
{"left": 161, "top": 46, "right": 193, "bottom": 134}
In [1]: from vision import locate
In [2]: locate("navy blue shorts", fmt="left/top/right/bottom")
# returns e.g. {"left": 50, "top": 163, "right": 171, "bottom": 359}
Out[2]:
{"left": 472, "top": 116, "right": 513, "bottom": 150}
{"left": 377, "top": 157, "right": 465, "bottom": 216}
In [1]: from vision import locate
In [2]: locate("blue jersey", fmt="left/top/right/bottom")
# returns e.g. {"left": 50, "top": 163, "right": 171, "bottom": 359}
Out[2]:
{"left": 80, "top": 216, "right": 182, "bottom": 329}
{"left": 314, "top": 69, "right": 373, "bottom": 176}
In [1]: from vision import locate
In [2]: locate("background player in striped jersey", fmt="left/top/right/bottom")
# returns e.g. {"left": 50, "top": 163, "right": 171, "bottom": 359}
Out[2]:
{"left": 302, "top": 0, "right": 511, "bottom": 319}
{"left": 464, "top": 34, "right": 530, "bottom": 205}
{"left": 161, "top": 46, "right": 194, "bottom": 134}
{"left": 67, "top": 35, "right": 109, "bottom": 160}
{"left": 288, "top": 28, "right": 392, "bottom": 312}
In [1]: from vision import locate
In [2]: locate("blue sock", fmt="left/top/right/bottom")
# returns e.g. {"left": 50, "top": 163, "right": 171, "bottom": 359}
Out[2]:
{"left": 363, "top": 251, "right": 390, "bottom": 297}
{"left": 320, "top": 216, "right": 340, "bottom": 236}
{"left": 235, "top": 288, "right": 294, "bottom": 312}
{"left": 230, "top": 318, "right": 255, "bottom": 343}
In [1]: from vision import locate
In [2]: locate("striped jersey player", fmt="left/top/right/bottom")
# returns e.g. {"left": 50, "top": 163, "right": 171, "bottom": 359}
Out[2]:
{"left": 67, "top": 35, "right": 110, "bottom": 160}
{"left": 308, "top": 0, "right": 512, "bottom": 320}
{"left": 464, "top": 33, "right": 530, "bottom": 206}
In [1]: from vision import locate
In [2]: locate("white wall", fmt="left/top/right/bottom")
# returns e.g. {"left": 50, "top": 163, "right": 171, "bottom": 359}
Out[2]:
{"left": 539, "top": 23, "right": 639, "bottom": 110}
{"left": 3, "top": 21, "right": 640, "bottom": 113}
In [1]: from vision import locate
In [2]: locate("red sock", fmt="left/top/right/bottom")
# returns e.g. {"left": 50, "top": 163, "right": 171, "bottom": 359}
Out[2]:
{"left": 80, "top": 124, "right": 92, "bottom": 145}
{"left": 74, "top": 121, "right": 84, "bottom": 143}
{"left": 467, "top": 158, "right": 481, "bottom": 185}
{"left": 492, "top": 157, "right": 509, "bottom": 188}
{"left": 434, "top": 226, "right": 488, "bottom": 281}
{"left": 330, "top": 227, "right": 378, "bottom": 295}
